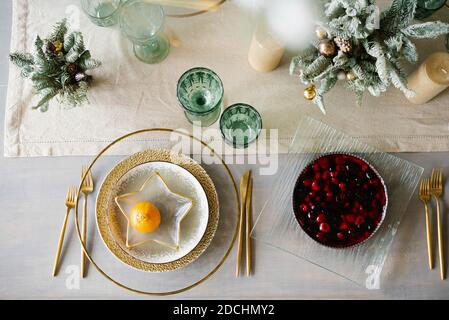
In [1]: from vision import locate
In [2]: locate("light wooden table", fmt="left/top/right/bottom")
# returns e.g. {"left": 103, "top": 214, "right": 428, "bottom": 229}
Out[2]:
{"left": 0, "top": 0, "right": 448, "bottom": 299}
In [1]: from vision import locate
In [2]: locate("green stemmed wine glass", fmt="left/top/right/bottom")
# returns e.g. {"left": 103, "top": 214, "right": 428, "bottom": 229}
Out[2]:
{"left": 119, "top": 0, "right": 170, "bottom": 64}
{"left": 220, "top": 103, "right": 262, "bottom": 149}
{"left": 81, "top": 0, "right": 122, "bottom": 27}
{"left": 177, "top": 67, "right": 224, "bottom": 127}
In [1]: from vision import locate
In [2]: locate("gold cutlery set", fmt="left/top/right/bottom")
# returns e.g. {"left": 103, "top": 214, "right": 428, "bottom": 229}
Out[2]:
{"left": 236, "top": 170, "right": 253, "bottom": 277}
{"left": 419, "top": 169, "right": 445, "bottom": 280}
{"left": 52, "top": 166, "right": 94, "bottom": 277}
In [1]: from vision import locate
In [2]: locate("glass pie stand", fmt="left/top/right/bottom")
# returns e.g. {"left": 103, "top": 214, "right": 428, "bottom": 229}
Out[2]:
{"left": 74, "top": 129, "right": 239, "bottom": 295}
{"left": 251, "top": 117, "right": 423, "bottom": 289}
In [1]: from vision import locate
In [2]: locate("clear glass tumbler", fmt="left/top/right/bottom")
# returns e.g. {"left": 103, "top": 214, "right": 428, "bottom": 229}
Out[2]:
{"left": 81, "top": 0, "right": 122, "bottom": 27}
{"left": 119, "top": 0, "right": 170, "bottom": 64}
{"left": 177, "top": 67, "right": 224, "bottom": 127}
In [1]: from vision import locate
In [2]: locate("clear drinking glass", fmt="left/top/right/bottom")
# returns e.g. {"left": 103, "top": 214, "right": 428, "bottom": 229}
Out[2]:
{"left": 177, "top": 67, "right": 224, "bottom": 127}
{"left": 219, "top": 103, "right": 262, "bottom": 149}
{"left": 119, "top": 0, "right": 170, "bottom": 64}
{"left": 81, "top": 0, "right": 122, "bottom": 27}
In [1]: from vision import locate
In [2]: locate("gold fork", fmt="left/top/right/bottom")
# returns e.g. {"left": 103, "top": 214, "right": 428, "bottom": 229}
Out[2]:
{"left": 430, "top": 169, "right": 445, "bottom": 280}
{"left": 52, "top": 187, "right": 77, "bottom": 276}
{"left": 419, "top": 178, "right": 433, "bottom": 270}
{"left": 80, "top": 166, "right": 94, "bottom": 278}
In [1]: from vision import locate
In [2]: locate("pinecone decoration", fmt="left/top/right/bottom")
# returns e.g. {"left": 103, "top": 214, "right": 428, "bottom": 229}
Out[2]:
{"left": 46, "top": 41, "right": 56, "bottom": 55}
{"left": 334, "top": 37, "right": 353, "bottom": 54}
{"left": 67, "top": 63, "right": 78, "bottom": 76}
{"left": 9, "top": 19, "right": 102, "bottom": 111}
{"left": 289, "top": 0, "right": 449, "bottom": 114}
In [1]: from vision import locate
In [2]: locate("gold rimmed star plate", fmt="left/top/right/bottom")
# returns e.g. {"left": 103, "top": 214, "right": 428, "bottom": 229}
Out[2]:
{"left": 96, "top": 149, "right": 219, "bottom": 272}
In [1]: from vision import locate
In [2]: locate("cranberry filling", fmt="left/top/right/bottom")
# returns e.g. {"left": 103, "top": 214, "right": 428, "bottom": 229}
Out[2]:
{"left": 293, "top": 154, "right": 387, "bottom": 248}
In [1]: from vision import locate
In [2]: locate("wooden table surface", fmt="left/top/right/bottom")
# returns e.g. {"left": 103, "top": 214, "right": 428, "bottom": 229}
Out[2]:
{"left": 1, "top": 0, "right": 448, "bottom": 299}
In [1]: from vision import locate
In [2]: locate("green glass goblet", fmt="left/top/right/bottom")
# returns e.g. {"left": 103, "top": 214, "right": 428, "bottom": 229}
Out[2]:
{"left": 81, "top": 0, "right": 122, "bottom": 27}
{"left": 177, "top": 67, "right": 224, "bottom": 127}
{"left": 417, "top": 0, "right": 446, "bottom": 10}
{"left": 415, "top": 0, "right": 447, "bottom": 20}
{"left": 119, "top": 0, "right": 170, "bottom": 64}
{"left": 220, "top": 103, "right": 262, "bottom": 149}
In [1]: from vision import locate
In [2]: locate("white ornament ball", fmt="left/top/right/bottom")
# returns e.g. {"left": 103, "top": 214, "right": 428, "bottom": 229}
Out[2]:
{"left": 337, "top": 70, "right": 347, "bottom": 80}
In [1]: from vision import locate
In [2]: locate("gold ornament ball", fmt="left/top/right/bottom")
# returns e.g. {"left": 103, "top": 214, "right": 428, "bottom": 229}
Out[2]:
{"left": 315, "top": 27, "right": 328, "bottom": 40}
{"left": 319, "top": 39, "right": 337, "bottom": 57}
{"left": 346, "top": 71, "right": 356, "bottom": 81}
{"left": 304, "top": 86, "right": 317, "bottom": 100}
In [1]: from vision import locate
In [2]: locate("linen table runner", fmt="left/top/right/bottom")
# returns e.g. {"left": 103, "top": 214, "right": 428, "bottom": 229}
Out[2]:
{"left": 5, "top": 0, "right": 449, "bottom": 157}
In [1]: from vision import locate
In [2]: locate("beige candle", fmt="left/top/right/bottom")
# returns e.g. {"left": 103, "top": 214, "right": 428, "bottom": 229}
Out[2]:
{"left": 248, "top": 24, "right": 285, "bottom": 72}
{"left": 407, "top": 52, "right": 449, "bottom": 104}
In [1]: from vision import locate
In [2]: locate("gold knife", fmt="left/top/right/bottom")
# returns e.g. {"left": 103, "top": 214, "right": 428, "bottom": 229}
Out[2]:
{"left": 236, "top": 170, "right": 251, "bottom": 277}
{"left": 245, "top": 177, "right": 253, "bottom": 276}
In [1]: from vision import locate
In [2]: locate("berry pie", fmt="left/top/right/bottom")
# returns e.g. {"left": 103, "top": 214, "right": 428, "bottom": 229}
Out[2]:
{"left": 293, "top": 154, "right": 387, "bottom": 248}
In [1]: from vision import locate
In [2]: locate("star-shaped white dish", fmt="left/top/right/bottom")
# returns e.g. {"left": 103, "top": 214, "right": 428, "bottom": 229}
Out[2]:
{"left": 115, "top": 172, "right": 194, "bottom": 250}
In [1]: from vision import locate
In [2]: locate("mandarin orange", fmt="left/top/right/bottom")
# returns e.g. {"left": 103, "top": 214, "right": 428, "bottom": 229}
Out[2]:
{"left": 129, "top": 201, "right": 161, "bottom": 233}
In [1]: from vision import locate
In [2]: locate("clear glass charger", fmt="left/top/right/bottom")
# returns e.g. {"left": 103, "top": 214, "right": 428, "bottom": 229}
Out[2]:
{"left": 251, "top": 117, "right": 424, "bottom": 289}
{"left": 74, "top": 129, "right": 239, "bottom": 295}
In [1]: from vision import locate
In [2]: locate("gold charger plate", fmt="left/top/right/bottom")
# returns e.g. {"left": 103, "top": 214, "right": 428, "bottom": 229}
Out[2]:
{"left": 96, "top": 149, "right": 219, "bottom": 272}
{"left": 75, "top": 128, "right": 239, "bottom": 296}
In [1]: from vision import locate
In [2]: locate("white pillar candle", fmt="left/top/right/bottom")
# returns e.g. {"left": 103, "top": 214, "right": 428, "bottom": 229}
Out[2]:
{"left": 407, "top": 52, "right": 449, "bottom": 104}
{"left": 248, "top": 24, "right": 285, "bottom": 73}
